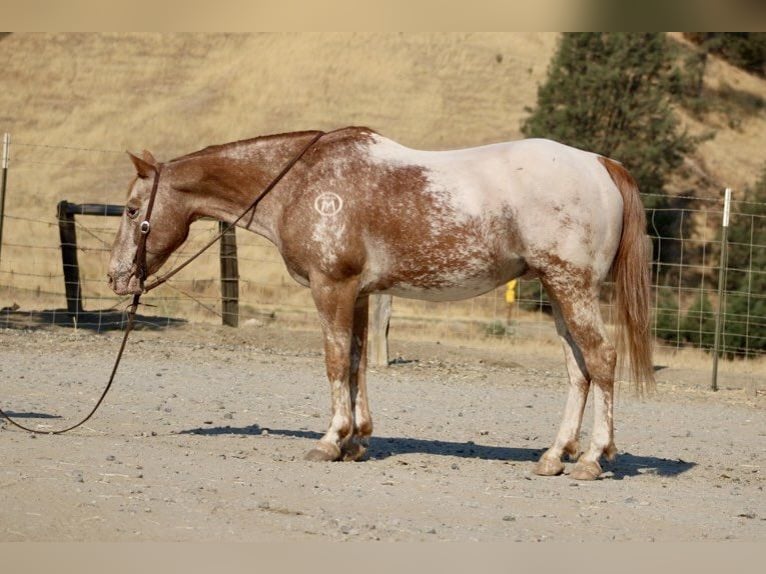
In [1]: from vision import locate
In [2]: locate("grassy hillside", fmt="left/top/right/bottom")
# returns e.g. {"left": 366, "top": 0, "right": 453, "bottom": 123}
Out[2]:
{"left": 0, "top": 33, "right": 763, "bottom": 326}
{"left": 1, "top": 33, "right": 556, "bottom": 161}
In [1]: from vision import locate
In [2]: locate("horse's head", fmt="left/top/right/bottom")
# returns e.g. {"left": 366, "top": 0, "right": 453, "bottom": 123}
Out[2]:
{"left": 107, "top": 151, "right": 192, "bottom": 295}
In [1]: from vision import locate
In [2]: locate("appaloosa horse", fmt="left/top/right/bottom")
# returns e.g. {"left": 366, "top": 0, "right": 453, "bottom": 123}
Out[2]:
{"left": 108, "top": 127, "right": 654, "bottom": 480}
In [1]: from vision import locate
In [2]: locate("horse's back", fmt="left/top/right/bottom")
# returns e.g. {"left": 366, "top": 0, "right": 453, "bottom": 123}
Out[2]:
{"left": 363, "top": 134, "right": 624, "bottom": 275}
{"left": 365, "top": 134, "right": 621, "bottom": 217}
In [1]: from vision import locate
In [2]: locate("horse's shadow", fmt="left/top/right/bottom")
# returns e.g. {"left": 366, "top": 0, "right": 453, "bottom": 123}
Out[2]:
{"left": 179, "top": 423, "right": 695, "bottom": 479}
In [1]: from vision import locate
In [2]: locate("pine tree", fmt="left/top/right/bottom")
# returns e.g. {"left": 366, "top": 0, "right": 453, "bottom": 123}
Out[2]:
{"left": 721, "top": 166, "right": 766, "bottom": 356}
{"left": 522, "top": 33, "right": 696, "bottom": 207}
{"left": 684, "top": 33, "right": 765, "bottom": 78}
{"left": 654, "top": 285, "right": 682, "bottom": 346}
{"left": 681, "top": 293, "right": 716, "bottom": 348}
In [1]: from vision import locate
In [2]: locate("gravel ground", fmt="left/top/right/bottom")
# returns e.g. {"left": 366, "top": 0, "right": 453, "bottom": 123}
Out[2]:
{"left": 0, "top": 322, "right": 764, "bottom": 542}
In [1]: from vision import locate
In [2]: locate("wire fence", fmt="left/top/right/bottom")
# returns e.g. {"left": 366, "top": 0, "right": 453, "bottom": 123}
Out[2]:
{"left": 0, "top": 138, "right": 764, "bottom": 365}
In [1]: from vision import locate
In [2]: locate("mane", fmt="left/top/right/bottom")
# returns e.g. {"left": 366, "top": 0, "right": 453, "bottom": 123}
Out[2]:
{"left": 168, "top": 130, "right": 325, "bottom": 163}
{"left": 167, "top": 127, "right": 377, "bottom": 164}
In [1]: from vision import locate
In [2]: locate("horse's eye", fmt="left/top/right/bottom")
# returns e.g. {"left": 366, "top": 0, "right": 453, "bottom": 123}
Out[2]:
{"left": 126, "top": 206, "right": 140, "bottom": 219}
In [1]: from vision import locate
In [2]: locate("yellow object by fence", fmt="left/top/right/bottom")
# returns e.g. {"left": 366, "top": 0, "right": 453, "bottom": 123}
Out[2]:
{"left": 505, "top": 279, "right": 517, "bottom": 305}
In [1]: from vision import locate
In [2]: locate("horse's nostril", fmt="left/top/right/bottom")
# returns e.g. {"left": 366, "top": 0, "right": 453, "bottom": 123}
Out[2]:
{"left": 107, "top": 274, "right": 114, "bottom": 286}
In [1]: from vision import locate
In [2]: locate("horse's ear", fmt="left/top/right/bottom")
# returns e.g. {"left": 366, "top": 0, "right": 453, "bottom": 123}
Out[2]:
{"left": 141, "top": 150, "right": 158, "bottom": 166}
{"left": 127, "top": 151, "right": 156, "bottom": 179}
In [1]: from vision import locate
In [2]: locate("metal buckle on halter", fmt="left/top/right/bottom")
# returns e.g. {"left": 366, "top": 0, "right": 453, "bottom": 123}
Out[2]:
{"left": 139, "top": 220, "right": 151, "bottom": 234}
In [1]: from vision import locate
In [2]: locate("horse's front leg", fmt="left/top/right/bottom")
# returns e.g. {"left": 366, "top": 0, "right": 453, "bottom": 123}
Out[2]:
{"left": 305, "top": 275, "right": 359, "bottom": 462}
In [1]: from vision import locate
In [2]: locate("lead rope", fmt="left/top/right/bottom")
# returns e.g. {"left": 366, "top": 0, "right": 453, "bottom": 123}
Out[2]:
{"left": 0, "top": 294, "right": 141, "bottom": 435}
{"left": 0, "top": 132, "right": 323, "bottom": 435}
{"left": 0, "top": 151, "right": 158, "bottom": 434}
{"left": 0, "top": 159, "right": 163, "bottom": 435}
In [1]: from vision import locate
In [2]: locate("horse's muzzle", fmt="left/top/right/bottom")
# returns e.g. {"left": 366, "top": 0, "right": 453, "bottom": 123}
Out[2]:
{"left": 107, "top": 271, "right": 143, "bottom": 296}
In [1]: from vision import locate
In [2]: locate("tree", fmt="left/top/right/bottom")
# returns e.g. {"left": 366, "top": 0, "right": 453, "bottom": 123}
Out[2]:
{"left": 720, "top": 165, "right": 766, "bottom": 357}
{"left": 654, "top": 285, "right": 682, "bottom": 346}
{"left": 684, "top": 33, "right": 766, "bottom": 78}
{"left": 681, "top": 293, "right": 716, "bottom": 348}
{"left": 522, "top": 33, "right": 696, "bottom": 205}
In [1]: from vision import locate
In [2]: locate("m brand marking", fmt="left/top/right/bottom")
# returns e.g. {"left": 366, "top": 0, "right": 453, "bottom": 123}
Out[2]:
{"left": 314, "top": 192, "right": 343, "bottom": 216}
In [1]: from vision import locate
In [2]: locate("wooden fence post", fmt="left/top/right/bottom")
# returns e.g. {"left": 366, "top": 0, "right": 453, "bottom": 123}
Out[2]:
{"left": 369, "top": 293, "right": 392, "bottom": 367}
{"left": 57, "top": 200, "right": 83, "bottom": 314}
{"left": 219, "top": 221, "right": 239, "bottom": 327}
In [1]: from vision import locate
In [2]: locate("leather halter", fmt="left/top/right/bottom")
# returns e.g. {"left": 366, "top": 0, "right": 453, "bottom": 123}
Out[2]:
{"left": 133, "top": 164, "right": 162, "bottom": 287}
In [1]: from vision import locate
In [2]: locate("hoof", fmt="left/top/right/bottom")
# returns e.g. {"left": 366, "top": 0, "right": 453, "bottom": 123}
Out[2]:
{"left": 304, "top": 443, "right": 340, "bottom": 462}
{"left": 570, "top": 460, "right": 602, "bottom": 481}
{"left": 564, "top": 441, "right": 582, "bottom": 461}
{"left": 533, "top": 456, "right": 565, "bottom": 477}
{"left": 341, "top": 438, "right": 369, "bottom": 462}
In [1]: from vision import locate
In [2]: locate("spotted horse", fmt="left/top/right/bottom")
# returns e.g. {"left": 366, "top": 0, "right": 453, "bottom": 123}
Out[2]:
{"left": 108, "top": 127, "right": 655, "bottom": 480}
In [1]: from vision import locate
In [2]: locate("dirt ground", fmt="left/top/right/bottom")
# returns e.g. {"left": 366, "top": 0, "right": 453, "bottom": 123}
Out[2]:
{"left": 0, "top": 321, "right": 764, "bottom": 542}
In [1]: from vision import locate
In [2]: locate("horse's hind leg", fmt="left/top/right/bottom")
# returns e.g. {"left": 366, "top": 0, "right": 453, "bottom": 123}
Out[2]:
{"left": 534, "top": 300, "right": 590, "bottom": 476}
{"left": 537, "top": 277, "right": 617, "bottom": 480}
{"left": 341, "top": 295, "right": 373, "bottom": 461}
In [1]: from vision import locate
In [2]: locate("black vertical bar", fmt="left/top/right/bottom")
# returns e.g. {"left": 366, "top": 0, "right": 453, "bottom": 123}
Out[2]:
{"left": 219, "top": 221, "right": 239, "bottom": 327}
{"left": 0, "top": 165, "right": 7, "bottom": 267}
{"left": 0, "top": 133, "right": 9, "bottom": 267}
{"left": 57, "top": 200, "right": 83, "bottom": 314}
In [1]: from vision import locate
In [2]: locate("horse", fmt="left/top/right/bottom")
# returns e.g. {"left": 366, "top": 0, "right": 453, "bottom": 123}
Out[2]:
{"left": 108, "top": 127, "right": 654, "bottom": 481}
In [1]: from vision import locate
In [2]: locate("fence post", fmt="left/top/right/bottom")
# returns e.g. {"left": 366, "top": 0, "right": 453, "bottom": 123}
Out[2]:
{"left": 219, "top": 221, "right": 239, "bottom": 327}
{"left": 370, "top": 294, "right": 392, "bottom": 367}
{"left": 57, "top": 200, "right": 83, "bottom": 315}
{"left": 0, "top": 133, "right": 9, "bottom": 267}
{"left": 711, "top": 187, "right": 732, "bottom": 392}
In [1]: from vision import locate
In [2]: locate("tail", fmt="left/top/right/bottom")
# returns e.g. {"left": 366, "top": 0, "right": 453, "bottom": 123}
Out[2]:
{"left": 598, "top": 157, "right": 656, "bottom": 394}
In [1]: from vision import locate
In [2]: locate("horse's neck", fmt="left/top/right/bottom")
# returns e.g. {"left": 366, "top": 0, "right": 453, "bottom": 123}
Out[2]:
{"left": 176, "top": 132, "right": 319, "bottom": 245}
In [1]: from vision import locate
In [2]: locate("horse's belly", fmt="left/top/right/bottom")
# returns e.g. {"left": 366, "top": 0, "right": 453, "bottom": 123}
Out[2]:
{"left": 383, "top": 281, "right": 497, "bottom": 302}
{"left": 378, "top": 251, "right": 527, "bottom": 302}
{"left": 382, "top": 265, "right": 523, "bottom": 302}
